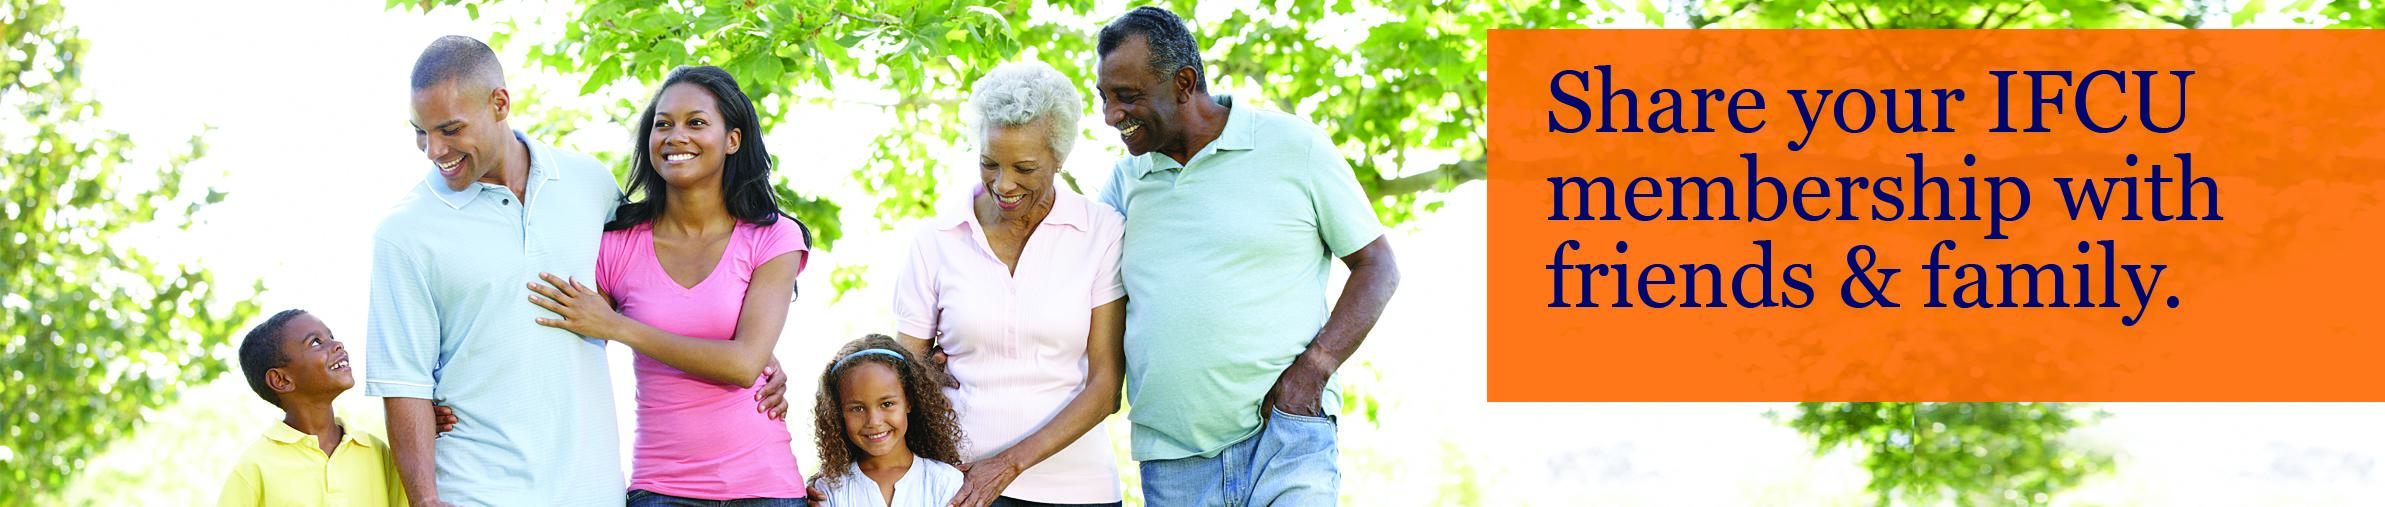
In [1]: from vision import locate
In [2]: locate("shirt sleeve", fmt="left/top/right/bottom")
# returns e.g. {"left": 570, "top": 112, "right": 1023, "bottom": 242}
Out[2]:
{"left": 1089, "top": 204, "right": 1127, "bottom": 307}
{"left": 594, "top": 229, "right": 627, "bottom": 298}
{"left": 891, "top": 228, "right": 941, "bottom": 340}
{"left": 364, "top": 237, "right": 440, "bottom": 400}
{"left": 601, "top": 188, "right": 620, "bottom": 223}
{"left": 215, "top": 459, "right": 260, "bottom": 507}
{"left": 748, "top": 218, "right": 811, "bottom": 280}
{"left": 1304, "top": 133, "right": 1385, "bottom": 258}
{"left": 1097, "top": 159, "right": 1131, "bottom": 217}
{"left": 599, "top": 164, "right": 625, "bottom": 224}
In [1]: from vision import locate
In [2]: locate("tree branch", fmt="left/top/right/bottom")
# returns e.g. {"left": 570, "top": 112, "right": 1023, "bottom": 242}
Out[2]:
{"left": 2115, "top": 0, "right": 2198, "bottom": 28}
{"left": 1374, "top": 156, "right": 1487, "bottom": 197}
{"left": 835, "top": 10, "right": 896, "bottom": 25}
{"left": 1826, "top": 3, "right": 1876, "bottom": 29}
{"left": 1983, "top": 0, "right": 2035, "bottom": 29}
{"left": 1973, "top": 5, "right": 2006, "bottom": 28}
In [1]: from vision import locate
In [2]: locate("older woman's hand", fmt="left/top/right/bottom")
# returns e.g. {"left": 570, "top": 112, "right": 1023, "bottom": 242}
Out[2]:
{"left": 527, "top": 273, "right": 627, "bottom": 340}
{"left": 947, "top": 453, "right": 1027, "bottom": 507}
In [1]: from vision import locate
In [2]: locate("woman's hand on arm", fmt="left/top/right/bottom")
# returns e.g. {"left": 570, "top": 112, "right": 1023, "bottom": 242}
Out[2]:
{"left": 527, "top": 273, "right": 630, "bottom": 340}
{"left": 755, "top": 356, "right": 790, "bottom": 421}
{"left": 529, "top": 251, "right": 803, "bottom": 387}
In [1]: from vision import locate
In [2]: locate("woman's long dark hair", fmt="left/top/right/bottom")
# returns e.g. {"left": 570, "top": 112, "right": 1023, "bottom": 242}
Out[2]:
{"left": 607, "top": 65, "right": 787, "bottom": 231}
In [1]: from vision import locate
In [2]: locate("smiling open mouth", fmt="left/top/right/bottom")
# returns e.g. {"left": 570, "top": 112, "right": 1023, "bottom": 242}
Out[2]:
{"left": 663, "top": 152, "right": 696, "bottom": 162}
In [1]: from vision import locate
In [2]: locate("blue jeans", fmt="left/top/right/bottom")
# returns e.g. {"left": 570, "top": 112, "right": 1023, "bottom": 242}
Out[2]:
{"left": 988, "top": 497, "right": 1123, "bottom": 507}
{"left": 1138, "top": 406, "right": 1339, "bottom": 507}
{"left": 625, "top": 489, "right": 808, "bottom": 507}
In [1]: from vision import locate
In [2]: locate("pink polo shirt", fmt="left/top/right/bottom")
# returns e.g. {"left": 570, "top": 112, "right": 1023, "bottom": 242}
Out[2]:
{"left": 597, "top": 218, "right": 809, "bottom": 500}
{"left": 893, "top": 187, "right": 1125, "bottom": 503}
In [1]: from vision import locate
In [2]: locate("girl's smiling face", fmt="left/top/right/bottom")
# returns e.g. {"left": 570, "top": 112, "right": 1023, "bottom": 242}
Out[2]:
{"left": 837, "top": 362, "right": 910, "bottom": 459}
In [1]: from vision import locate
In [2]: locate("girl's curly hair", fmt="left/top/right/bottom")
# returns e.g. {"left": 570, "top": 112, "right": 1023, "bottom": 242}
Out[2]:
{"left": 809, "top": 334, "right": 966, "bottom": 489}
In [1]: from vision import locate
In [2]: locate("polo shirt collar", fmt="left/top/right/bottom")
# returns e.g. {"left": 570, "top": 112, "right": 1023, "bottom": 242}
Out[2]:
{"left": 425, "top": 130, "right": 563, "bottom": 210}
{"left": 1129, "top": 94, "right": 1256, "bottom": 179}
{"left": 934, "top": 184, "right": 1092, "bottom": 233}
{"left": 263, "top": 418, "right": 375, "bottom": 449}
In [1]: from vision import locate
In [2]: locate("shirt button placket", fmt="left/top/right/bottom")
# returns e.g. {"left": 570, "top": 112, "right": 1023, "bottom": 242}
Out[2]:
{"left": 1006, "top": 280, "right": 1018, "bottom": 358}
{"left": 321, "top": 453, "right": 334, "bottom": 503}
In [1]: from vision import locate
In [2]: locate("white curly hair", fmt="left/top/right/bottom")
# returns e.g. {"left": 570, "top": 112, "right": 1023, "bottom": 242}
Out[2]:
{"left": 967, "top": 60, "right": 1084, "bottom": 159}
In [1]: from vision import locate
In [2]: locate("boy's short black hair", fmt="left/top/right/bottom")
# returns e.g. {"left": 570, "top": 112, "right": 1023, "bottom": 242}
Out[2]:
{"left": 237, "top": 309, "right": 309, "bottom": 407}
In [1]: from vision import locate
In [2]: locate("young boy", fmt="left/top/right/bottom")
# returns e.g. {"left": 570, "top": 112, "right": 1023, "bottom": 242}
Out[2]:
{"left": 218, "top": 309, "right": 405, "bottom": 506}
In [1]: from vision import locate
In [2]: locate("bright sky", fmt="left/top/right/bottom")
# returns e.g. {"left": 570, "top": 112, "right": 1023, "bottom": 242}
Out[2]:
{"left": 51, "top": 0, "right": 2385, "bottom": 504}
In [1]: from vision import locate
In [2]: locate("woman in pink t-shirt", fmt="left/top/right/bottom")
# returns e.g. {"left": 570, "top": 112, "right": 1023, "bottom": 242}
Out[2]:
{"left": 893, "top": 61, "right": 1126, "bottom": 507}
{"left": 527, "top": 65, "right": 811, "bottom": 506}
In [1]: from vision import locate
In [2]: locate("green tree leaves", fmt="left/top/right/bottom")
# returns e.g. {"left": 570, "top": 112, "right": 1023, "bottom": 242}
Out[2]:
{"left": 1, "top": 1, "right": 261, "bottom": 503}
{"left": 399, "top": 0, "right": 1516, "bottom": 243}
{"left": 1786, "top": 403, "right": 2114, "bottom": 507}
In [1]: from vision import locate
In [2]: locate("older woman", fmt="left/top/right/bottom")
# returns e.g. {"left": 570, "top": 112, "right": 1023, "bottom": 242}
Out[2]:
{"left": 892, "top": 61, "right": 1126, "bottom": 507}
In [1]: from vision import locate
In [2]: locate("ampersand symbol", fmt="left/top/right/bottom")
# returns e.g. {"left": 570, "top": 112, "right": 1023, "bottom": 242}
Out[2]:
{"left": 1841, "top": 245, "right": 1901, "bottom": 308}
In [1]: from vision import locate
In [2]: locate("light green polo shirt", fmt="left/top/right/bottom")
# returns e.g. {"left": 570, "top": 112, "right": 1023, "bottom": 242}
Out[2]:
{"left": 364, "top": 131, "right": 626, "bottom": 505}
{"left": 1098, "top": 96, "right": 1385, "bottom": 461}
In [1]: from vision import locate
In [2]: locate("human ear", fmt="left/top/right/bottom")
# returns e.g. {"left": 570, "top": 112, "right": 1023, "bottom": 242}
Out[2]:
{"left": 1174, "top": 67, "right": 1199, "bottom": 103}
{"left": 266, "top": 368, "right": 297, "bottom": 394}
{"left": 489, "top": 86, "right": 512, "bottom": 122}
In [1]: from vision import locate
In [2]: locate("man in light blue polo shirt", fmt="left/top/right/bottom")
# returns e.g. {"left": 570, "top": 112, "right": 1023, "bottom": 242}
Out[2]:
{"left": 366, "top": 36, "right": 624, "bottom": 506}
{"left": 1092, "top": 7, "right": 1402, "bottom": 506}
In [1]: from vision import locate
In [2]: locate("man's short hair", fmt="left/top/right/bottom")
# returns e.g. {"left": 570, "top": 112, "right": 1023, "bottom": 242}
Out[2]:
{"left": 237, "top": 309, "right": 309, "bottom": 407}
{"left": 411, "top": 35, "right": 504, "bottom": 92}
{"left": 1097, "top": 6, "right": 1207, "bottom": 92}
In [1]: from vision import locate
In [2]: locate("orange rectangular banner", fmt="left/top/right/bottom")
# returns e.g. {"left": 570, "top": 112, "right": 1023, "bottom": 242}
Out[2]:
{"left": 1487, "top": 30, "right": 2385, "bottom": 401}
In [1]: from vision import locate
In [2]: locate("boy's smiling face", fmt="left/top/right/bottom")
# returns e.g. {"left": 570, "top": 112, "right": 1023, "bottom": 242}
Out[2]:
{"left": 269, "top": 313, "right": 353, "bottom": 399}
{"left": 837, "top": 362, "right": 910, "bottom": 459}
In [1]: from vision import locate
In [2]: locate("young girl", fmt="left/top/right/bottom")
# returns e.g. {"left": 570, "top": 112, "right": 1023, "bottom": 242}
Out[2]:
{"left": 811, "top": 334, "right": 968, "bottom": 507}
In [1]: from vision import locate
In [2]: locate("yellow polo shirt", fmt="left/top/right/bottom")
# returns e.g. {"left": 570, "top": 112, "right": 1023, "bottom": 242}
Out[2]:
{"left": 217, "top": 419, "right": 406, "bottom": 507}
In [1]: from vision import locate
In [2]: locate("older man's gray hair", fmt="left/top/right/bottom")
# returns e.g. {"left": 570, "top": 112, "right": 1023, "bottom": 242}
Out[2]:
{"left": 1098, "top": 6, "right": 1205, "bottom": 92}
{"left": 968, "top": 60, "right": 1085, "bottom": 158}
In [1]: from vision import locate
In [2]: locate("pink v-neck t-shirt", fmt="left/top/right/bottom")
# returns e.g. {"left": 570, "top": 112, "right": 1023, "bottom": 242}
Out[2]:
{"left": 597, "top": 218, "right": 809, "bottom": 500}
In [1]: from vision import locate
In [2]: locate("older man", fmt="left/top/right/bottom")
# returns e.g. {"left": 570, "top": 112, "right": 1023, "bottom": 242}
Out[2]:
{"left": 1092, "top": 7, "right": 1401, "bottom": 506}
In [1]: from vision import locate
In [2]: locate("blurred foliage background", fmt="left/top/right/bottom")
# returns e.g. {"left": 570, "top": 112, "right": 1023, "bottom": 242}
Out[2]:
{"left": 3, "top": 0, "right": 259, "bottom": 502}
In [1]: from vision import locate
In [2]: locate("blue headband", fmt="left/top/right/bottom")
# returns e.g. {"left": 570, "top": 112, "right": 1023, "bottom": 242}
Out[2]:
{"left": 832, "top": 348, "right": 906, "bottom": 372}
